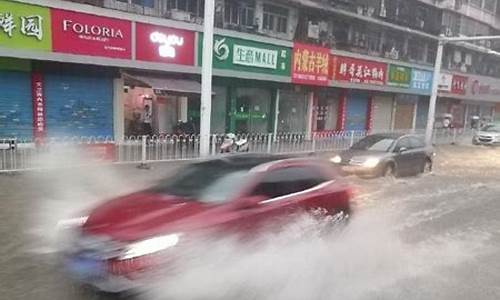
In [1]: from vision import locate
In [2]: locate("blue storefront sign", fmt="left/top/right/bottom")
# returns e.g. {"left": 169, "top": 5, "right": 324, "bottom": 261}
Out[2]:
{"left": 410, "top": 69, "right": 433, "bottom": 94}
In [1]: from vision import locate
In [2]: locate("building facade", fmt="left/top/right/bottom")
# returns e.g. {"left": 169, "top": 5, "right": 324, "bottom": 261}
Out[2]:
{"left": 1, "top": 0, "right": 500, "bottom": 141}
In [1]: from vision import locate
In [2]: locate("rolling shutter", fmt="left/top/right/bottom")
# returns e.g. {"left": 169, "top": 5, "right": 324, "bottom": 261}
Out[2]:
{"left": 44, "top": 74, "right": 113, "bottom": 138}
{"left": 0, "top": 71, "right": 32, "bottom": 139}
{"left": 372, "top": 95, "right": 394, "bottom": 131}
{"left": 345, "top": 92, "right": 368, "bottom": 131}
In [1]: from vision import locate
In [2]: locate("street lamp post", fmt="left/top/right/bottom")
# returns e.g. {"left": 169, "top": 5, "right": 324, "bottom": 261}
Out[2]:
{"left": 199, "top": 0, "right": 215, "bottom": 157}
{"left": 425, "top": 35, "right": 500, "bottom": 146}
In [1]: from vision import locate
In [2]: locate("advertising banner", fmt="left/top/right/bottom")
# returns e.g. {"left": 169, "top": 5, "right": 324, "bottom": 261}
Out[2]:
{"left": 451, "top": 74, "right": 468, "bottom": 95}
{"left": 410, "top": 69, "right": 433, "bottom": 94}
{"left": 136, "top": 22, "right": 195, "bottom": 65}
{"left": 291, "top": 43, "right": 330, "bottom": 86}
{"left": 31, "top": 72, "right": 46, "bottom": 140}
{"left": 0, "top": 0, "right": 51, "bottom": 51}
{"left": 437, "top": 73, "right": 453, "bottom": 92}
{"left": 51, "top": 9, "right": 132, "bottom": 59}
{"left": 333, "top": 55, "right": 387, "bottom": 85}
{"left": 199, "top": 33, "right": 291, "bottom": 76}
{"left": 388, "top": 64, "right": 411, "bottom": 88}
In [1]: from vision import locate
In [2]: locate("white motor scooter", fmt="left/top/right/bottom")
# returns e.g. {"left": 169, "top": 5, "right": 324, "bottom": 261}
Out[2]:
{"left": 220, "top": 133, "right": 250, "bottom": 153}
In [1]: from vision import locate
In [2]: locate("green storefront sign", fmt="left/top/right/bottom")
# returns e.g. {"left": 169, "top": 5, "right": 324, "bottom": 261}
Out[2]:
{"left": 388, "top": 64, "right": 411, "bottom": 88}
{"left": 198, "top": 33, "right": 291, "bottom": 76}
{"left": 0, "top": 0, "right": 51, "bottom": 51}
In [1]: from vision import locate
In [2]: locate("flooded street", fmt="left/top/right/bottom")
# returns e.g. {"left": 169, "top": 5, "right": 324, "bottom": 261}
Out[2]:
{"left": 1, "top": 145, "right": 500, "bottom": 300}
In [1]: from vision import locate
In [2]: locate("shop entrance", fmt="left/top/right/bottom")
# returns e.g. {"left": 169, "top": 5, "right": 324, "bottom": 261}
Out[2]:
{"left": 232, "top": 88, "right": 271, "bottom": 134}
{"left": 123, "top": 74, "right": 202, "bottom": 137}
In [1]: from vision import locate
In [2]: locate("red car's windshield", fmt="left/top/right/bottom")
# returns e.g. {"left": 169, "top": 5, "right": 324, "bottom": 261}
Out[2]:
{"left": 149, "top": 161, "right": 251, "bottom": 204}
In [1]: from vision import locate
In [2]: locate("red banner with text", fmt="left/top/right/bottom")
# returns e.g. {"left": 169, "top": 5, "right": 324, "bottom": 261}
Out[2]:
{"left": 31, "top": 72, "right": 46, "bottom": 141}
{"left": 332, "top": 55, "right": 387, "bottom": 86}
{"left": 291, "top": 43, "right": 330, "bottom": 86}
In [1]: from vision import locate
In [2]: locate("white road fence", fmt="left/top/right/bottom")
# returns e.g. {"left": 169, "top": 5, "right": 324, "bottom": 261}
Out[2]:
{"left": 0, "top": 129, "right": 475, "bottom": 172}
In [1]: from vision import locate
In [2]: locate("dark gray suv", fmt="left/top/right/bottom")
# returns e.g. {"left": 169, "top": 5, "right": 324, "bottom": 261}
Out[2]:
{"left": 330, "top": 133, "right": 434, "bottom": 178}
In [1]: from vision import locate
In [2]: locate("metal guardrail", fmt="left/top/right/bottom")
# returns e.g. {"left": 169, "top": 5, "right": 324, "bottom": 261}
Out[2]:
{"left": 0, "top": 129, "right": 475, "bottom": 172}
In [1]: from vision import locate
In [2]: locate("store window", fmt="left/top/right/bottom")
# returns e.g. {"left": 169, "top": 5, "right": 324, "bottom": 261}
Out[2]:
{"left": 224, "top": 0, "right": 256, "bottom": 28}
{"left": 262, "top": 4, "right": 288, "bottom": 34}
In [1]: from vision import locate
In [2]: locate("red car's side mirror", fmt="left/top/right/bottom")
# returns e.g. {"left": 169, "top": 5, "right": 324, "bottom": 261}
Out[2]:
{"left": 237, "top": 195, "right": 268, "bottom": 210}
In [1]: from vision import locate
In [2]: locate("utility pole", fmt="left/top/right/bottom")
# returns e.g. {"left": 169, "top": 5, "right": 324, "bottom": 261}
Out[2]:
{"left": 199, "top": 0, "right": 215, "bottom": 157}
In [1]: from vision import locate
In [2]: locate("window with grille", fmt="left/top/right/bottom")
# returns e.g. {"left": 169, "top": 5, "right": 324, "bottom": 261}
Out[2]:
{"left": 262, "top": 4, "right": 289, "bottom": 34}
{"left": 167, "top": 0, "right": 205, "bottom": 18}
{"left": 484, "top": 0, "right": 496, "bottom": 12}
{"left": 469, "top": 0, "right": 482, "bottom": 8}
{"left": 224, "top": 0, "right": 256, "bottom": 27}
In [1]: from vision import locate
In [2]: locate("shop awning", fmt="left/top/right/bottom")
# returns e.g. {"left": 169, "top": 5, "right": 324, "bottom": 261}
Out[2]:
{"left": 123, "top": 73, "right": 203, "bottom": 95}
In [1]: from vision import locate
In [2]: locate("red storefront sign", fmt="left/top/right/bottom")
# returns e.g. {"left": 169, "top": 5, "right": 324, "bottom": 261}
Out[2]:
{"left": 51, "top": 9, "right": 132, "bottom": 59}
{"left": 31, "top": 72, "right": 46, "bottom": 141}
{"left": 451, "top": 75, "right": 468, "bottom": 95}
{"left": 333, "top": 56, "right": 387, "bottom": 85}
{"left": 135, "top": 23, "right": 195, "bottom": 65}
{"left": 291, "top": 43, "right": 330, "bottom": 86}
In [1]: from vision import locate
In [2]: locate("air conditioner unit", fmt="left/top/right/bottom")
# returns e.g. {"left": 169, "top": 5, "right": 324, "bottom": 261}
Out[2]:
{"left": 170, "top": 9, "right": 191, "bottom": 22}
{"left": 442, "top": 26, "right": 453, "bottom": 37}
{"left": 307, "top": 21, "right": 320, "bottom": 39}
{"left": 465, "top": 53, "right": 472, "bottom": 65}
{"left": 453, "top": 50, "right": 462, "bottom": 63}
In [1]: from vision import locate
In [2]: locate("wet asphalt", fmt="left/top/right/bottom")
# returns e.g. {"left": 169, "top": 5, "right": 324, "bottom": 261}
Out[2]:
{"left": 1, "top": 145, "right": 500, "bottom": 300}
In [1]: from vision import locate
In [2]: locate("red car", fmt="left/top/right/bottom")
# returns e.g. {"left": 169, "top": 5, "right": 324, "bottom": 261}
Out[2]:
{"left": 62, "top": 154, "right": 352, "bottom": 292}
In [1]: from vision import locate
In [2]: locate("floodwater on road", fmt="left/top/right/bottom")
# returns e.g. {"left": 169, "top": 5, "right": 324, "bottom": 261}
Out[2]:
{"left": 1, "top": 145, "right": 500, "bottom": 300}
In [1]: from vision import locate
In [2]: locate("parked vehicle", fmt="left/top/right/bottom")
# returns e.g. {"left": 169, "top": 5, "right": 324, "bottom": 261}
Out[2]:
{"left": 61, "top": 155, "right": 352, "bottom": 292}
{"left": 220, "top": 133, "right": 249, "bottom": 153}
{"left": 173, "top": 120, "right": 197, "bottom": 136}
{"left": 329, "top": 133, "right": 434, "bottom": 178}
{"left": 472, "top": 123, "right": 500, "bottom": 146}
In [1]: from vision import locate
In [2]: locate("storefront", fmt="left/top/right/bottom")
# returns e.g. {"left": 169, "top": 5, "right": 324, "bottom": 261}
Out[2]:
{"left": 314, "top": 89, "right": 339, "bottom": 132}
{"left": 415, "top": 97, "right": 429, "bottom": 129}
{"left": 371, "top": 93, "right": 394, "bottom": 132}
{"left": 201, "top": 34, "right": 292, "bottom": 134}
{"left": 393, "top": 94, "right": 418, "bottom": 130}
{"left": 122, "top": 74, "right": 202, "bottom": 136}
{"left": 344, "top": 91, "right": 369, "bottom": 131}
{"left": 231, "top": 86, "right": 273, "bottom": 134}
{"left": 44, "top": 72, "right": 114, "bottom": 138}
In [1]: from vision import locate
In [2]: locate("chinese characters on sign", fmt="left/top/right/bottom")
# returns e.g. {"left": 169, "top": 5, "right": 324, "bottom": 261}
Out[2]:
{"left": 233, "top": 44, "right": 279, "bottom": 69}
{"left": 292, "top": 43, "right": 330, "bottom": 86}
{"left": 0, "top": 12, "right": 43, "bottom": 40}
{"left": 451, "top": 75, "right": 468, "bottom": 95}
{"left": 21, "top": 15, "right": 43, "bottom": 40}
{"left": 333, "top": 55, "right": 387, "bottom": 86}
{"left": 31, "top": 72, "right": 45, "bottom": 140}
{"left": 410, "top": 69, "right": 433, "bottom": 93}
{"left": 200, "top": 34, "right": 291, "bottom": 76}
{"left": 388, "top": 64, "right": 411, "bottom": 88}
